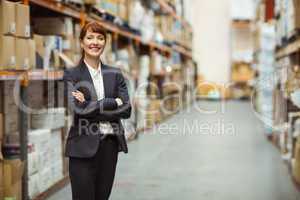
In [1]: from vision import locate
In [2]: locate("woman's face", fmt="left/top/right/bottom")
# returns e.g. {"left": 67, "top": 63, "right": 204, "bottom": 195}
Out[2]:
{"left": 81, "top": 29, "right": 106, "bottom": 59}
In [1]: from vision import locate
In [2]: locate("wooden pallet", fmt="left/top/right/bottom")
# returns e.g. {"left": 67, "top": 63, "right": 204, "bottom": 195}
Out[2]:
{"left": 33, "top": 176, "right": 70, "bottom": 200}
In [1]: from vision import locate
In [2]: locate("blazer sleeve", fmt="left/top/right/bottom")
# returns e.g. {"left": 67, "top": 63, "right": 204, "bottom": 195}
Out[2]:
{"left": 112, "top": 69, "right": 132, "bottom": 119}
{"left": 93, "top": 69, "right": 132, "bottom": 121}
{"left": 63, "top": 69, "right": 118, "bottom": 121}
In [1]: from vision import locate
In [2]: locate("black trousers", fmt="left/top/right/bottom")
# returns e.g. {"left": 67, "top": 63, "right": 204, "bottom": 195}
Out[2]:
{"left": 69, "top": 135, "right": 119, "bottom": 200}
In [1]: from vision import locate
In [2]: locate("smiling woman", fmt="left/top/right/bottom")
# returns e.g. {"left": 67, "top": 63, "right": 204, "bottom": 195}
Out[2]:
{"left": 63, "top": 21, "right": 132, "bottom": 200}
{"left": 79, "top": 22, "right": 107, "bottom": 61}
{"left": 80, "top": 23, "right": 106, "bottom": 60}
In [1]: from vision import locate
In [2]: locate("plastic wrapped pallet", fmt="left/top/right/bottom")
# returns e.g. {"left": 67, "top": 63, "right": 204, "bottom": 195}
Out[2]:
{"left": 150, "top": 51, "right": 163, "bottom": 75}
{"left": 28, "top": 172, "right": 40, "bottom": 199}
{"left": 31, "top": 108, "right": 65, "bottom": 130}
{"left": 140, "top": 9, "right": 155, "bottom": 43}
{"left": 28, "top": 129, "right": 63, "bottom": 194}
{"left": 129, "top": 0, "right": 145, "bottom": 31}
{"left": 230, "top": 0, "right": 255, "bottom": 20}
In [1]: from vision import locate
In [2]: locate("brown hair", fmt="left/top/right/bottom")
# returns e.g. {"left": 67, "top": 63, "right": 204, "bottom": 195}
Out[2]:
{"left": 79, "top": 21, "right": 107, "bottom": 61}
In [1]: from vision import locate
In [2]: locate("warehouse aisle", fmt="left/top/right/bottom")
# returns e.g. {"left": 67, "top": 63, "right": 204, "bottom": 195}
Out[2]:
{"left": 48, "top": 101, "right": 300, "bottom": 200}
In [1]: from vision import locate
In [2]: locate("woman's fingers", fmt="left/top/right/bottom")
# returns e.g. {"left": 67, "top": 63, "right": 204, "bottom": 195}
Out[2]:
{"left": 72, "top": 91, "right": 85, "bottom": 102}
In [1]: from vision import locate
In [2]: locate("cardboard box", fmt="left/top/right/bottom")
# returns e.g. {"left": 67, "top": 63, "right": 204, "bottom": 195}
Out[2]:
{"left": 16, "top": 3, "right": 30, "bottom": 38}
{"left": 293, "top": 158, "right": 300, "bottom": 184}
{"left": 0, "top": 158, "right": 3, "bottom": 200}
{"left": 84, "top": 0, "right": 99, "bottom": 4}
{"left": 33, "top": 17, "right": 72, "bottom": 36}
{"left": 294, "top": 0, "right": 300, "bottom": 30}
{"left": 34, "top": 34, "right": 45, "bottom": 58}
{"left": 4, "top": 112, "right": 19, "bottom": 134}
{"left": 0, "top": 142, "right": 3, "bottom": 161}
{"left": 3, "top": 159, "right": 24, "bottom": 200}
{"left": 0, "top": 114, "right": 3, "bottom": 140}
{"left": 0, "top": 35, "right": 16, "bottom": 69}
{"left": 295, "top": 141, "right": 300, "bottom": 161}
{"left": 16, "top": 38, "right": 30, "bottom": 69}
{"left": 118, "top": 0, "right": 129, "bottom": 21}
{"left": 0, "top": 0, "right": 16, "bottom": 35}
{"left": 2, "top": 81, "right": 19, "bottom": 114}
{"left": 28, "top": 39, "right": 36, "bottom": 69}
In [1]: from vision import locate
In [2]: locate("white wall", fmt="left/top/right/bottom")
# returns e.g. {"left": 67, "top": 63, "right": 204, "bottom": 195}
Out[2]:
{"left": 185, "top": 0, "right": 231, "bottom": 84}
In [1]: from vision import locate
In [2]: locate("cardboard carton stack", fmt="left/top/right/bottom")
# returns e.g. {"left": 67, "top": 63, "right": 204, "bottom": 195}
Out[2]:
{"left": 0, "top": 0, "right": 35, "bottom": 70}
{"left": 1, "top": 81, "right": 19, "bottom": 135}
{"left": 0, "top": 80, "right": 24, "bottom": 200}
{"left": 0, "top": 113, "right": 3, "bottom": 200}
{"left": 94, "top": 0, "right": 129, "bottom": 21}
{"left": 0, "top": 0, "right": 16, "bottom": 69}
{"left": 145, "top": 99, "right": 162, "bottom": 127}
{"left": 3, "top": 158, "right": 24, "bottom": 200}
{"left": 28, "top": 129, "right": 64, "bottom": 198}
{"left": 31, "top": 108, "right": 65, "bottom": 130}
{"left": 32, "top": 16, "right": 80, "bottom": 68}
{"left": 292, "top": 135, "right": 300, "bottom": 183}
{"left": 231, "top": 62, "right": 254, "bottom": 83}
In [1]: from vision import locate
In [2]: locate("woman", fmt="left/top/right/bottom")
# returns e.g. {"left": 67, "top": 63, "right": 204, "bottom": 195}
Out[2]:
{"left": 63, "top": 21, "right": 131, "bottom": 200}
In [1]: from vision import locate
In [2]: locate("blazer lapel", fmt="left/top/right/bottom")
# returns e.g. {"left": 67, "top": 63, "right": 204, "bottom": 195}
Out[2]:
{"left": 101, "top": 63, "right": 113, "bottom": 98}
{"left": 78, "top": 60, "right": 98, "bottom": 101}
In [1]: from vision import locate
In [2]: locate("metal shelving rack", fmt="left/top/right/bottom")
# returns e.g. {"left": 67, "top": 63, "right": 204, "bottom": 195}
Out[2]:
{"left": 0, "top": 0, "right": 195, "bottom": 199}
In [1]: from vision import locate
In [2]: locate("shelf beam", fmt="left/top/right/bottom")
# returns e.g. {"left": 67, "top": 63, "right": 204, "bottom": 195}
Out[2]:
{"left": 231, "top": 20, "right": 252, "bottom": 29}
{"left": 29, "top": 0, "right": 192, "bottom": 58}
{"left": 155, "top": 0, "right": 192, "bottom": 32}
{"left": 0, "top": 70, "right": 64, "bottom": 80}
{"left": 276, "top": 38, "right": 300, "bottom": 59}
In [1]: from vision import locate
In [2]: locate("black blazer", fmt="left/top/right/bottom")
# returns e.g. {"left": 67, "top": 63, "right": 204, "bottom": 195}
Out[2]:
{"left": 63, "top": 60, "right": 131, "bottom": 158}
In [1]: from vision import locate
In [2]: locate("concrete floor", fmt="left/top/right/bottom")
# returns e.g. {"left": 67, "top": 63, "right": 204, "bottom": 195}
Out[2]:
{"left": 48, "top": 101, "right": 300, "bottom": 200}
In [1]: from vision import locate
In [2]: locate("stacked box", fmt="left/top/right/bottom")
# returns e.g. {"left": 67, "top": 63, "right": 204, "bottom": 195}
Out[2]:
{"left": 28, "top": 81, "right": 45, "bottom": 110}
{"left": 32, "top": 17, "right": 73, "bottom": 36}
{"left": 33, "top": 34, "right": 63, "bottom": 69}
{"left": 128, "top": 0, "right": 145, "bottom": 31}
{"left": 293, "top": 139, "right": 300, "bottom": 183}
{"left": 2, "top": 81, "right": 19, "bottom": 135}
{"left": 150, "top": 51, "right": 163, "bottom": 75}
{"left": 0, "top": 1, "right": 33, "bottom": 69}
{"left": 146, "top": 100, "right": 162, "bottom": 127}
{"left": 32, "top": 16, "right": 74, "bottom": 68}
{"left": 3, "top": 159, "right": 24, "bottom": 200}
{"left": 15, "top": 3, "right": 30, "bottom": 38}
{"left": 0, "top": 35, "right": 16, "bottom": 69}
{"left": 231, "top": 62, "right": 254, "bottom": 82}
{"left": 160, "top": 15, "right": 174, "bottom": 41}
{"left": 28, "top": 129, "right": 64, "bottom": 197}
{"left": 15, "top": 3, "right": 31, "bottom": 69}
{"left": 16, "top": 38, "right": 30, "bottom": 69}
{"left": 0, "top": 0, "right": 16, "bottom": 35}
{"left": 0, "top": 113, "right": 3, "bottom": 200}
{"left": 118, "top": 0, "right": 129, "bottom": 21}
{"left": 31, "top": 108, "right": 65, "bottom": 130}
{"left": 0, "top": 1, "right": 16, "bottom": 69}
{"left": 0, "top": 156, "right": 3, "bottom": 200}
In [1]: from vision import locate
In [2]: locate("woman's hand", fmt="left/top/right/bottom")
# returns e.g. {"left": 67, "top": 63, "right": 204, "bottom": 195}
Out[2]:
{"left": 115, "top": 98, "right": 123, "bottom": 106}
{"left": 72, "top": 90, "right": 86, "bottom": 103}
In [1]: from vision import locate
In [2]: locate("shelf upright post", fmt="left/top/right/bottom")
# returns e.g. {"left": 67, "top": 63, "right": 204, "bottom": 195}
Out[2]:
{"left": 23, "top": 0, "right": 29, "bottom": 5}
{"left": 112, "top": 32, "right": 119, "bottom": 60}
{"left": 133, "top": 39, "right": 140, "bottom": 137}
{"left": 19, "top": 72, "right": 29, "bottom": 200}
{"left": 80, "top": 10, "right": 87, "bottom": 27}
